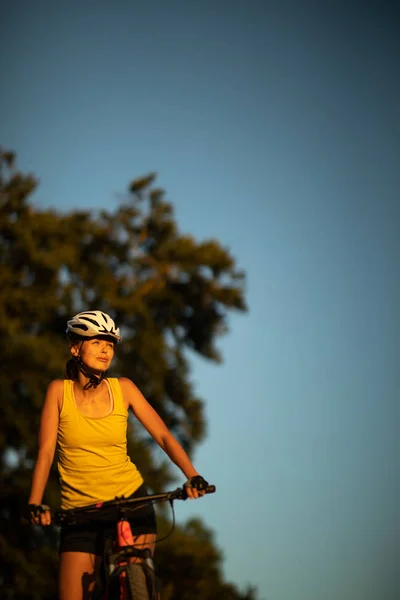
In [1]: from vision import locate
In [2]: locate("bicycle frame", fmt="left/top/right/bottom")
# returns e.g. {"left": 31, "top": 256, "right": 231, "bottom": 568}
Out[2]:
{"left": 106, "top": 515, "right": 159, "bottom": 599}
{"left": 56, "top": 484, "right": 215, "bottom": 600}
{"left": 101, "top": 518, "right": 156, "bottom": 600}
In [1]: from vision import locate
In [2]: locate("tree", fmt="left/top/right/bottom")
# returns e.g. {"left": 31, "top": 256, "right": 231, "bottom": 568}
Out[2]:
{"left": 155, "top": 516, "right": 258, "bottom": 600}
{"left": 0, "top": 149, "right": 254, "bottom": 599}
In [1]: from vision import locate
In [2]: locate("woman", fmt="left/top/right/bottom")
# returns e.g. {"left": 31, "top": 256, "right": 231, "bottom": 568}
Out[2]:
{"left": 27, "top": 310, "right": 208, "bottom": 600}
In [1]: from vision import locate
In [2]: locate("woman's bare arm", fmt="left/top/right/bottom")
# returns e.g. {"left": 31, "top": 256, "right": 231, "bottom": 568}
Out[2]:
{"left": 28, "top": 380, "right": 62, "bottom": 512}
{"left": 119, "top": 377, "right": 204, "bottom": 497}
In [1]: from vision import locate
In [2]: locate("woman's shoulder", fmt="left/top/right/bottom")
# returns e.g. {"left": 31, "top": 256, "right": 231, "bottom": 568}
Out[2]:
{"left": 46, "top": 379, "right": 65, "bottom": 410}
{"left": 114, "top": 377, "right": 141, "bottom": 402}
{"left": 47, "top": 379, "right": 65, "bottom": 392}
{"left": 115, "top": 377, "right": 137, "bottom": 391}
{"left": 47, "top": 379, "right": 68, "bottom": 400}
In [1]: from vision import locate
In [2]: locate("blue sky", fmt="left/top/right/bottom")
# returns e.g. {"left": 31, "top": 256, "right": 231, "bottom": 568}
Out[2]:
{"left": 2, "top": 2, "right": 399, "bottom": 599}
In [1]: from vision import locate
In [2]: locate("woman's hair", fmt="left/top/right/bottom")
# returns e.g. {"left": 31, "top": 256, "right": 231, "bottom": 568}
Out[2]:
{"left": 65, "top": 357, "right": 80, "bottom": 381}
{"left": 65, "top": 333, "right": 85, "bottom": 381}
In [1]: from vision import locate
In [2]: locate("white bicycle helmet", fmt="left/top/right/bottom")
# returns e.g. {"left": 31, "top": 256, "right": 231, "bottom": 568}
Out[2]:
{"left": 66, "top": 311, "right": 122, "bottom": 343}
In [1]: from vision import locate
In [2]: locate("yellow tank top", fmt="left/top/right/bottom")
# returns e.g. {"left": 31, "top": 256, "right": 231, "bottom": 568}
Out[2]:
{"left": 57, "top": 378, "right": 143, "bottom": 509}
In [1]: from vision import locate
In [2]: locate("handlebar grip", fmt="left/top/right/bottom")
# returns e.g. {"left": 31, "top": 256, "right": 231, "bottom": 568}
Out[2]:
{"left": 20, "top": 514, "right": 55, "bottom": 526}
{"left": 179, "top": 483, "right": 216, "bottom": 499}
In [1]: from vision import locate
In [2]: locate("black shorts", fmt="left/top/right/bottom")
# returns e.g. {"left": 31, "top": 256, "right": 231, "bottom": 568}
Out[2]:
{"left": 59, "top": 484, "right": 157, "bottom": 556}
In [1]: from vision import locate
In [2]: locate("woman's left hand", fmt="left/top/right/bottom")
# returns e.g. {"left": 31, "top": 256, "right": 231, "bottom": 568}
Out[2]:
{"left": 184, "top": 475, "right": 208, "bottom": 499}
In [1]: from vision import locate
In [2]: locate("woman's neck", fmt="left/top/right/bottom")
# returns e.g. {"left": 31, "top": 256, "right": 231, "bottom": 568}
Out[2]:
{"left": 75, "top": 374, "right": 105, "bottom": 397}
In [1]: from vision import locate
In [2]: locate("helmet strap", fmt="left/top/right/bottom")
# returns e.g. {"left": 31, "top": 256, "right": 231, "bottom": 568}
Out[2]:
{"left": 73, "top": 356, "right": 107, "bottom": 390}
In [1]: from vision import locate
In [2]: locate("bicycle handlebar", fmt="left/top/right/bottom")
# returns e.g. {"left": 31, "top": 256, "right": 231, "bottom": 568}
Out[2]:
{"left": 55, "top": 484, "right": 216, "bottom": 525}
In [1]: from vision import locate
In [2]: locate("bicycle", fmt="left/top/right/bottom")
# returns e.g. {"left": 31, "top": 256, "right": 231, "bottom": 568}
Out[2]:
{"left": 54, "top": 483, "right": 216, "bottom": 599}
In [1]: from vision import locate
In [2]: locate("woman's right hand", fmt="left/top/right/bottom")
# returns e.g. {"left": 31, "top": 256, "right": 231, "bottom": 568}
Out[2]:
{"left": 26, "top": 504, "right": 52, "bottom": 526}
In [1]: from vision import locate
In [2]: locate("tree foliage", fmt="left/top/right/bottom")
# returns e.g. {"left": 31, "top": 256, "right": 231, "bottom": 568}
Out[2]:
{"left": 0, "top": 149, "right": 254, "bottom": 599}
{"left": 155, "top": 516, "right": 258, "bottom": 600}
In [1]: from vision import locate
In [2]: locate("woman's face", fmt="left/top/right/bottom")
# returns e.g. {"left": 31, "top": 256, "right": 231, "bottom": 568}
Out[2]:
{"left": 71, "top": 337, "right": 115, "bottom": 373}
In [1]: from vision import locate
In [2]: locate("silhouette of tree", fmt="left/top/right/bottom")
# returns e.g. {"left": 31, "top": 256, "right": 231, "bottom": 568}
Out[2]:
{"left": 0, "top": 149, "right": 256, "bottom": 599}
